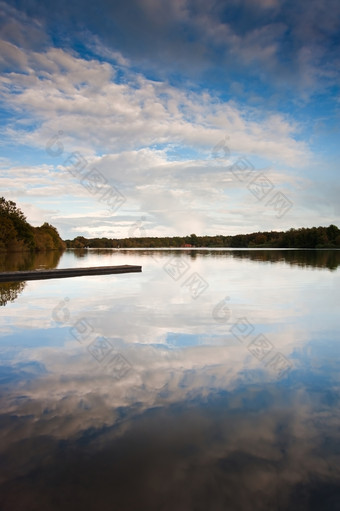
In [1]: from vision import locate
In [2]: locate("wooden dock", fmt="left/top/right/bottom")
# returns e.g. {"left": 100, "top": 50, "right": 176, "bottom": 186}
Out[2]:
{"left": 0, "top": 265, "right": 142, "bottom": 282}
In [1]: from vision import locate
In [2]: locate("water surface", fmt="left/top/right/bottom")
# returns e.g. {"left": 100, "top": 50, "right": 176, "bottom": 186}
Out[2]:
{"left": 0, "top": 249, "right": 339, "bottom": 510}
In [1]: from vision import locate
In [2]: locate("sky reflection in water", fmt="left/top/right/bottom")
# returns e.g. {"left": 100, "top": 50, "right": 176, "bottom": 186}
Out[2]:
{"left": 0, "top": 249, "right": 339, "bottom": 510}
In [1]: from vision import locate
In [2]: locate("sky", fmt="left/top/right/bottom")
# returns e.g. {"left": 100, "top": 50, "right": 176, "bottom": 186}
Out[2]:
{"left": 0, "top": 0, "right": 339, "bottom": 239}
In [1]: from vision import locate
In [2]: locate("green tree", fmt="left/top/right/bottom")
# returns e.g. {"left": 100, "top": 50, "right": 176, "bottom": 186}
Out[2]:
{"left": 0, "top": 197, "right": 35, "bottom": 250}
{"left": 0, "top": 197, "right": 66, "bottom": 252}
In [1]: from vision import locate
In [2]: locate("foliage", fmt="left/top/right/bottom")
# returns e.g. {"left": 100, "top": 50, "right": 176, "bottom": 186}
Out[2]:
{"left": 66, "top": 225, "right": 340, "bottom": 249}
{"left": 0, "top": 197, "right": 66, "bottom": 252}
{"left": 34, "top": 223, "right": 66, "bottom": 251}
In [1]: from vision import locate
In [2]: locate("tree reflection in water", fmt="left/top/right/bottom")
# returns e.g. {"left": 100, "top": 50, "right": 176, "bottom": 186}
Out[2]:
{"left": 117, "top": 248, "right": 340, "bottom": 271}
{"left": 0, "top": 281, "right": 26, "bottom": 306}
{"left": 0, "top": 250, "right": 64, "bottom": 306}
{"left": 0, "top": 249, "right": 339, "bottom": 307}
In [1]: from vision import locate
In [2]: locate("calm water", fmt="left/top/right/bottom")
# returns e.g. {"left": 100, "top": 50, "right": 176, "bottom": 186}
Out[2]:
{"left": 0, "top": 249, "right": 340, "bottom": 511}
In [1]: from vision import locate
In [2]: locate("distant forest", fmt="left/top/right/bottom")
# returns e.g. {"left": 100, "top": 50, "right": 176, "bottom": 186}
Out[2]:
{"left": 66, "top": 225, "right": 340, "bottom": 249}
{"left": 0, "top": 197, "right": 65, "bottom": 252}
{"left": 1, "top": 197, "right": 338, "bottom": 251}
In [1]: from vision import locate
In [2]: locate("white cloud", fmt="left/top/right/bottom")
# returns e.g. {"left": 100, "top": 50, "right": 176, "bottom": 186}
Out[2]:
{"left": 0, "top": 39, "right": 309, "bottom": 163}
{"left": 1, "top": 15, "right": 336, "bottom": 238}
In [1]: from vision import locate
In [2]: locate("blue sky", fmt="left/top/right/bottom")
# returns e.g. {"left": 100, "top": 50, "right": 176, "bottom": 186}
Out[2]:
{"left": 0, "top": 0, "right": 339, "bottom": 238}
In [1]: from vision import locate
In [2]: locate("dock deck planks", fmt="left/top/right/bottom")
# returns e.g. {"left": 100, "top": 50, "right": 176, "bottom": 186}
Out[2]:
{"left": 0, "top": 265, "right": 142, "bottom": 282}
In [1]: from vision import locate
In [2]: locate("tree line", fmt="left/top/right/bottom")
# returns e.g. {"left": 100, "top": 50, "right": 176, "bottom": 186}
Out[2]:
{"left": 66, "top": 225, "right": 340, "bottom": 249}
{"left": 0, "top": 197, "right": 65, "bottom": 252}
{"left": 2, "top": 196, "right": 338, "bottom": 251}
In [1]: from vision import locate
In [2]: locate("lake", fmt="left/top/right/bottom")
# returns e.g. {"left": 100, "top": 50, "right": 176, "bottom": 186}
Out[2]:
{"left": 0, "top": 248, "right": 340, "bottom": 510}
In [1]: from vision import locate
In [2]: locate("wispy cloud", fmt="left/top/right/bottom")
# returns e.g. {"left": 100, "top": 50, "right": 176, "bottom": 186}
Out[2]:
{"left": 0, "top": 1, "right": 338, "bottom": 237}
